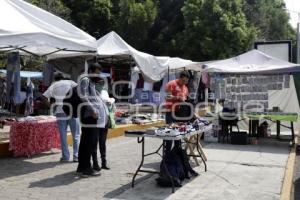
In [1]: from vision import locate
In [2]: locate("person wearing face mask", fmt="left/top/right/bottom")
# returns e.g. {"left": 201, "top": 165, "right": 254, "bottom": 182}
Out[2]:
{"left": 76, "top": 63, "right": 109, "bottom": 178}
{"left": 91, "top": 77, "right": 114, "bottom": 171}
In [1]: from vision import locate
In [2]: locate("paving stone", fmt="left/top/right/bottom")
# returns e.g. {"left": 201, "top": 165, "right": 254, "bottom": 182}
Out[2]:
{"left": 0, "top": 136, "right": 290, "bottom": 200}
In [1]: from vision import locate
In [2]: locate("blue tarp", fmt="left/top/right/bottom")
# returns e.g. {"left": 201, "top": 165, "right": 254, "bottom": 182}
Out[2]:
{"left": 0, "top": 69, "right": 43, "bottom": 79}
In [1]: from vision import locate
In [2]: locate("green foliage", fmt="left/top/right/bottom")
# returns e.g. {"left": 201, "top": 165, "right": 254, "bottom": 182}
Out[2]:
{"left": 146, "top": 0, "right": 185, "bottom": 56}
{"left": 116, "top": 0, "right": 158, "bottom": 50}
{"left": 180, "top": 0, "right": 257, "bottom": 60}
{"left": 243, "top": 0, "right": 296, "bottom": 41}
{"left": 27, "top": 0, "right": 71, "bottom": 21}
{"left": 62, "top": 0, "right": 113, "bottom": 38}
{"left": 6, "top": 0, "right": 297, "bottom": 69}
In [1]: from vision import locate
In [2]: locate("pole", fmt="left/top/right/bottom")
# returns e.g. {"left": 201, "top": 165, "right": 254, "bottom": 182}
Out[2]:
{"left": 297, "top": 13, "right": 300, "bottom": 64}
{"left": 167, "top": 66, "right": 170, "bottom": 82}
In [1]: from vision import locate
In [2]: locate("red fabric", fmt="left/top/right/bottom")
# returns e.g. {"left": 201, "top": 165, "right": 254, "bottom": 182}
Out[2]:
{"left": 9, "top": 118, "right": 61, "bottom": 157}
{"left": 165, "top": 79, "right": 189, "bottom": 112}
{"left": 110, "top": 66, "right": 115, "bottom": 82}
{"left": 136, "top": 74, "right": 144, "bottom": 89}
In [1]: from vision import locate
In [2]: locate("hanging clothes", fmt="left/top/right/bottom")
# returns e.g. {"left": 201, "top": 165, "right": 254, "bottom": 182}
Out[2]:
{"left": 25, "top": 78, "right": 34, "bottom": 116}
{"left": 110, "top": 66, "right": 116, "bottom": 83}
{"left": 136, "top": 74, "right": 144, "bottom": 89}
{"left": 130, "top": 67, "right": 139, "bottom": 90}
{"left": 201, "top": 72, "right": 211, "bottom": 88}
{"left": 153, "top": 80, "right": 163, "bottom": 92}
{"left": 6, "top": 52, "right": 21, "bottom": 106}
{"left": 0, "top": 78, "right": 6, "bottom": 108}
{"left": 42, "top": 63, "right": 54, "bottom": 87}
{"left": 143, "top": 81, "right": 153, "bottom": 91}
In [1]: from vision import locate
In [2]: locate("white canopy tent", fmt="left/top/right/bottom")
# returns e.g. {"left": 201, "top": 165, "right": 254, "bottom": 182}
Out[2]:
{"left": 203, "top": 49, "right": 300, "bottom": 131}
{"left": 97, "top": 31, "right": 203, "bottom": 82}
{"left": 157, "top": 57, "right": 203, "bottom": 72}
{"left": 203, "top": 49, "right": 300, "bottom": 74}
{"left": 97, "top": 31, "right": 169, "bottom": 82}
{"left": 0, "top": 0, "right": 97, "bottom": 58}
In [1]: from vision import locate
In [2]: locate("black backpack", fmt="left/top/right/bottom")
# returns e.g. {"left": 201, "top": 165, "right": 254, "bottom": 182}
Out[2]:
{"left": 62, "top": 86, "right": 82, "bottom": 118}
{"left": 156, "top": 148, "right": 185, "bottom": 187}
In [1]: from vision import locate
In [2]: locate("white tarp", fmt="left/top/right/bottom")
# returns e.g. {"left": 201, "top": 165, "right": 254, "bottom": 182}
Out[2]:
{"left": 157, "top": 57, "right": 203, "bottom": 71}
{"left": 203, "top": 49, "right": 300, "bottom": 74}
{"left": 97, "top": 31, "right": 168, "bottom": 82}
{"left": 97, "top": 31, "right": 202, "bottom": 82}
{"left": 204, "top": 49, "right": 300, "bottom": 130}
{"left": 0, "top": 0, "right": 96, "bottom": 58}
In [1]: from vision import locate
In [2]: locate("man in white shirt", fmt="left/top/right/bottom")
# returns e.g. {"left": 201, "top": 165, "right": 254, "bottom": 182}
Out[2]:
{"left": 42, "top": 73, "right": 80, "bottom": 162}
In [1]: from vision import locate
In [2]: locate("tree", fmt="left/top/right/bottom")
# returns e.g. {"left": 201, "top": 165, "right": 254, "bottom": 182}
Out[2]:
{"left": 27, "top": 0, "right": 71, "bottom": 21}
{"left": 181, "top": 0, "right": 257, "bottom": 60}
{"left": 62, "top": 0, "right": 114, "bottom": 38}
{"left": 243, "top": 0, "right": 296, "bottom": 41}
{"left": 146, "top": 0, "right": 185, "bottom": 56}
{"left": 116, "top": 0, "right": 158, "bottom": 50}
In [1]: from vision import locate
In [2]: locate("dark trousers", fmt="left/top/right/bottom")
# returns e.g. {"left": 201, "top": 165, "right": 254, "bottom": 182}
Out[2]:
{"left": 165, "top": 112, "right": 181, "bottom": 153}
{"left": 77, "top": 126, "right": 99, "bottom": 172}
{"left": 92, "top": 128, "right": 108, "bottom": 166}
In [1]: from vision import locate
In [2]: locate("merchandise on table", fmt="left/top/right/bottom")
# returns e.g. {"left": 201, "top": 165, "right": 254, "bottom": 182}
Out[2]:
{"left": 143, "top": 118, "right": 212, "bottom": 138}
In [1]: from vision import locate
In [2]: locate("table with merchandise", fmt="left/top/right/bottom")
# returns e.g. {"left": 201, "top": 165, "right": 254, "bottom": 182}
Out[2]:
{"left": 3, "top": 116, "right": 61, "bottom": 157}
{"left": 125, "top": 118, "right": 211, "bottom": 193}
{"left": 246, "top": 112, "right": 298, "bottom": 144}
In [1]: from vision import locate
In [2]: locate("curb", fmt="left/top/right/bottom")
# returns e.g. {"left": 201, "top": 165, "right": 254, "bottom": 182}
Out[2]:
{"left": 280, "top": 135, "right": 298, "bottom": 200}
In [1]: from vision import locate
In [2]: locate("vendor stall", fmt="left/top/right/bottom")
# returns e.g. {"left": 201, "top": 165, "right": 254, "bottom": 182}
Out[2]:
{"left": 0, "top": 0, "right": 97, "bottom": 157}
{"left": 203, "top": 49, "right": 300, "bottom": 145}
{"left": 125, "top": 118, "right": 212, "bottom": 193}
{"left": 3, "top": 116, "right": 60, "bottom": 157}
{"left": 0, "top": 0, "right": 96, "bottom": 57}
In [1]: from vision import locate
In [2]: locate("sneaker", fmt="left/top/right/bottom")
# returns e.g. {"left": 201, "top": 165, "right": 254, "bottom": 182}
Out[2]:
{"left": 93, "top": 164, "right": 101, "bottom": 172}
{"left": 73, "top": 156, "right": 78, "bottom": 162}
{"left": 80, "top": 169, "right": 101, "bottom": 178}
{"left": 59, "top": 157, "right": 70, "bottom": 163}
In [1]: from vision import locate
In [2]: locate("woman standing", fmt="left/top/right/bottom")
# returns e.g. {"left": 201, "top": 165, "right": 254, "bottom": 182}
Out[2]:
{"left": 92, "top": 77, "right": 115, "bottom": 171}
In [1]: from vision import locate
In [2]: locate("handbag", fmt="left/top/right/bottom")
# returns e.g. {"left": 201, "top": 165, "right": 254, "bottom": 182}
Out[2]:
{"left": 107, "top": 107, "right": 116, "bottom": 129}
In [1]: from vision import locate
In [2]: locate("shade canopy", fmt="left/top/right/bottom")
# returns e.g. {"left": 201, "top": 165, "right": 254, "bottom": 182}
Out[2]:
{"left": 0, "top": 0, "right": 96, "bottom": 58}
{"left": 203, "top": 50, "right": 300, "bottom": 74}
{"left": 97, "top": 31, "right": 203, "bottom": 81}
{"left": 97, "top": 31, "right": 169, "bottom": 82}
{"left": 161, "top": 57, "right": 203, "bottom": 71}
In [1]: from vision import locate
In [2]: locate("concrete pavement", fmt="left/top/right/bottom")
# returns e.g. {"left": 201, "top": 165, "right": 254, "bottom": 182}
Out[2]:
{"left": 0, "top": 136, "right": 291, "bottom": 200}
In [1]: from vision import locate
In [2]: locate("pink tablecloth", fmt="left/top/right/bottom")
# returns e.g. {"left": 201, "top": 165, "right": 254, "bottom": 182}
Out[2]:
{"left": 9, "top": 118, "right": 61, "bottom": 157}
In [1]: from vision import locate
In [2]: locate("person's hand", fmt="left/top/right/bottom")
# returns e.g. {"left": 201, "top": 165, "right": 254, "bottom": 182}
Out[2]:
{"left": 165, "top": 94, "right": 173, "bottom": 100}
{"left": 92, "top": 112, "right": 99, "bottom": 119}
{"left": 178, "top": 96, "right": 185, "bottom": 102}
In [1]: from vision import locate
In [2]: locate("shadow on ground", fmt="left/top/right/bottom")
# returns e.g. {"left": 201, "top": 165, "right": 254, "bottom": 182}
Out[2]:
{"left": 103, "top": 160, "right": 202, "bottom": 200}
{"left": 29, "top": 171, "right": 80, "bottom": 188}
{"left": 0, "top": 151, "right": 67, "bottom": 180}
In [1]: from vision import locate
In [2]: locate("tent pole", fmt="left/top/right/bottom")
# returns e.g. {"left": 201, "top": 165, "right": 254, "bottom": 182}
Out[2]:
{"left": 168, "top": 66, "right": 170, "bottom": 82}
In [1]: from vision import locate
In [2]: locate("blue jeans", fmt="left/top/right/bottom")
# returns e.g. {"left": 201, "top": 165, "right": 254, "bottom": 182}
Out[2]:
{"left": 56, "top": 113, "right": 80, "bottom": 160}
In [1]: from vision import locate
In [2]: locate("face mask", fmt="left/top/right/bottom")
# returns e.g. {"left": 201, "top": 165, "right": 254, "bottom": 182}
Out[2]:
{"left": 95, "top": 83, "right": 103, "bottom": 92}
{"left": 91, "top": 77, "right": 101, "bottom": 83}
